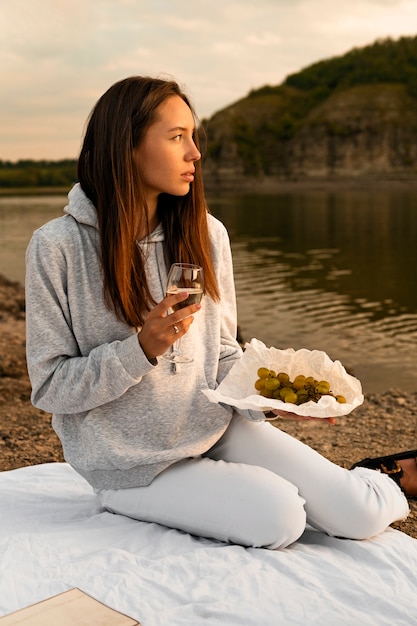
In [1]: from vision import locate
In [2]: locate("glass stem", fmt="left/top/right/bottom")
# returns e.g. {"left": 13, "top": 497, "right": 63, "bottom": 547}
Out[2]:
{"left": 172, "top": 338, "right": 182, "bottom": 356}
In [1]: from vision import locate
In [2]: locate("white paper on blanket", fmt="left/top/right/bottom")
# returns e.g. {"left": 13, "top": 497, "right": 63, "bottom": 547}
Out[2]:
{"left": 203, "top": 338, "right": 364, "bottom": 418}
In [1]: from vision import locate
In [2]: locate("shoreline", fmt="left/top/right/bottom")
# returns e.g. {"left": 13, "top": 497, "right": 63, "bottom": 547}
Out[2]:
{"left": 204, "top": 176, "right": 417, "bottom": 195}
{"left": 0, "top": 186, "right": 70, "bottom": 196}
{"left": 3, "top": 177, "right": 417, "bottom": 198}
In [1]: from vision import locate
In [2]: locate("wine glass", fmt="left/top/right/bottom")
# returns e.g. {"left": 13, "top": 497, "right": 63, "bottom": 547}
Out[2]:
{"left": 162, "top": 263, "right": 204, "bottom": 363}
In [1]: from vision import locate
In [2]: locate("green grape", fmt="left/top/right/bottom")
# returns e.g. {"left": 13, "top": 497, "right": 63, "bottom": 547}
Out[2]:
{"left": 264, "top": 377, "right": 280, "bottom": 391}
{"left": 257, "top": 367, "right": 271, "bottom": 379}
{"left": 292, "top": 375, "right": 306, "bottom": 390}
{"left": 277, "top": 372, "right": 290, "bottom": 384}
{"left": 315, "top": 380, "right": 331, "bottom": 394}
{"left": 283, "top": 391, "right": 298, "bottom": 404}
{"left": 296, "top": 390, "right": 309, "bottom": 404}
{"left": 279, "top": 387, "right": 292, "bottom": 400}
{"left": 254, "top": 378, "right": 265, "bottom": 391}
{"left": 336, "top": 395, "right": 347, "bottom": 403}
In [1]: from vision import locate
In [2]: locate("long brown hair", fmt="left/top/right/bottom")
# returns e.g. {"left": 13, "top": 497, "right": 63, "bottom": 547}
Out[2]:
{"left": 78, "top": 76, "right": 219, "bottom": 327}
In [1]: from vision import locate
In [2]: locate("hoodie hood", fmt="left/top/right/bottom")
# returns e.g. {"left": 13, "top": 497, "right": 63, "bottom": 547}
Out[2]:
{"left": 65, "top": 183, "right": 98, "bottom": 229}
{"left": 64, "top": 183, "right": 165, "bottom": 244}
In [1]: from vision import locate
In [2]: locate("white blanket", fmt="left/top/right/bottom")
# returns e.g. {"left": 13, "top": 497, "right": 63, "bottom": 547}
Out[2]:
{"left": 0, "top": 463, "right": 416, "bottom": 625}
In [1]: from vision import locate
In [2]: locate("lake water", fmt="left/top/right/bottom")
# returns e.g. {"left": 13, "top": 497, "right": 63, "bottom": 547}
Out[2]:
{"left": 1, "top": 189, "right": 417, "bottom": 394}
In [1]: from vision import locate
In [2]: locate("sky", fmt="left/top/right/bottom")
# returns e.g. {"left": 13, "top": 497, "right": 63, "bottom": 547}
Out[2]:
{"left": 1, "top": 0, "right": 416, "bottom": 161}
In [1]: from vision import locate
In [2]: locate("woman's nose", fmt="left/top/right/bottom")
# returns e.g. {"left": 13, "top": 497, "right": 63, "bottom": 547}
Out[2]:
{"left": 189, "top": 145, "right": 201, "bottom": 162}
{"left": 186, "top": 138, "right": 201, "bottom": 162}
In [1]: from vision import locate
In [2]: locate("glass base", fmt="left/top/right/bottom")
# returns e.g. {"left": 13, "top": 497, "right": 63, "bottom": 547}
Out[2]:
{"left": 161, "top": 353, "right": 193, "bottom": 364}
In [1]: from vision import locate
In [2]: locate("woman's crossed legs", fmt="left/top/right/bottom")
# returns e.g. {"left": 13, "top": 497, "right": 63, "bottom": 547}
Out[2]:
{"left": 97, "top": 415, "right": 409, "bottom": 549}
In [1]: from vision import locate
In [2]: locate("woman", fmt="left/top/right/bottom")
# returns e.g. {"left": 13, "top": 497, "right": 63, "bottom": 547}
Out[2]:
{"left": 25, "top": 76, "right": 409, "bottom": 549}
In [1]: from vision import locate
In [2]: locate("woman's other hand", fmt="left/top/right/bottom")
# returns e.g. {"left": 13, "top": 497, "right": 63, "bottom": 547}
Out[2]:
{"left": 269, "top": 410, "right": 336, "bottom": 425}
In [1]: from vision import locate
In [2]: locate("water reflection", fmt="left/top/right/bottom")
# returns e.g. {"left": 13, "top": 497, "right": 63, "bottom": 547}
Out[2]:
{"left": 0, "top": 195, "right": 66, "bottom": 283}
{"left": 209, "top": 190, "right": 417, "bottom": 393}
{"left": 211, "top": 191, "right": 417, "bottom": 312}
{"left": 1, "top": 190, "right": 416, "bottom": 392}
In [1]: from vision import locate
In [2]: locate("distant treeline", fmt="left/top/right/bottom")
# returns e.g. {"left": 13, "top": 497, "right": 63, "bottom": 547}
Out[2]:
{"left": 0, "top": 159, "right": 77, "bottom": 188}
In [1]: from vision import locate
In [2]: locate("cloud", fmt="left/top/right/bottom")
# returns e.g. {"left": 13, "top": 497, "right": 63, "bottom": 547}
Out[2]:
{"left": 1, "top": 0, "right": 416, "bottom": 159}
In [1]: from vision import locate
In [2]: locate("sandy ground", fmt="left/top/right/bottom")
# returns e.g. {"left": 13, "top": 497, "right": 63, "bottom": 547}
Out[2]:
{"left": 0, "top": 274, "right": 416, "bottom": 539}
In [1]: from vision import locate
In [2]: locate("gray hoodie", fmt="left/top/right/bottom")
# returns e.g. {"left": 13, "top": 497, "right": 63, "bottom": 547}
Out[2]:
{"left": 25, "top": 184, "right": 260, "bottom": 490}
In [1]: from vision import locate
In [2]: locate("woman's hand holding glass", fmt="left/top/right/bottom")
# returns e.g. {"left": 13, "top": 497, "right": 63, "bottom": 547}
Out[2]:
{"left": 138, "top": 291, "right": 201, "bottom": 362}
{"left": 162, "top": 263, "right": 204, "bottom": 363}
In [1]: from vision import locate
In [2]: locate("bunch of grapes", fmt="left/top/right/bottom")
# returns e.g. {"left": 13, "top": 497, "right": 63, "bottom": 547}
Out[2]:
{"left": 254, "top": 368, "right": 347, "bottom": 405}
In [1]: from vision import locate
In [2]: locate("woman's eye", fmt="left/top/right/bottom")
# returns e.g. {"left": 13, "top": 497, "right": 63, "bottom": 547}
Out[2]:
{"left": 173, "top": 134, "right": 182, "bottom": 141}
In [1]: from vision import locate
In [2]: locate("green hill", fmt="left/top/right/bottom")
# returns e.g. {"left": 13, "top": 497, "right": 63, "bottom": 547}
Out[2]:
{"left": 202, "top": 36, "right": 417, "bottom": 190}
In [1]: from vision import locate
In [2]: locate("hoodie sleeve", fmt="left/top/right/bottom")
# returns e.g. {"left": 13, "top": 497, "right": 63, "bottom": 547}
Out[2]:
{"left": 25, "top": 227, "right": 155, "bottom": 415}
{"left": 209, "top": 217, "right": 265, "bottom": 422}
{"left": 210, "top": 218, "right": 244, "bottom": 383}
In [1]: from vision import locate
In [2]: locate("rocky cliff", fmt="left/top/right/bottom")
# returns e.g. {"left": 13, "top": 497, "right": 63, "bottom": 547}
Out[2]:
{"left": 202, "top": 37, "right": 417, "bottom": 191}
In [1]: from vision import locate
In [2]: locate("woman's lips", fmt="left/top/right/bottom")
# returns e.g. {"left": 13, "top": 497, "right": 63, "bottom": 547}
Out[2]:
{"left": 181, "top": 171, "right": 195, "bottom": 182}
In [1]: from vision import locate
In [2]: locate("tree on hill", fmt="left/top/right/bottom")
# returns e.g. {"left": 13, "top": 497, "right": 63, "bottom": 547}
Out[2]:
{"left": 283, "top": 36, "right": 417, "bottom": 97}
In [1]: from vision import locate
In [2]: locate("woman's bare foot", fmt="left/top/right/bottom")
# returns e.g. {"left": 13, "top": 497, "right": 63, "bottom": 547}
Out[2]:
{"left": 398, "top": 458, "right": 417, "bottom": 497}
